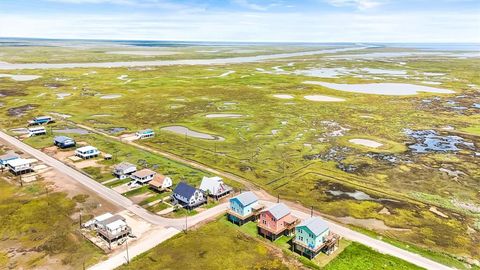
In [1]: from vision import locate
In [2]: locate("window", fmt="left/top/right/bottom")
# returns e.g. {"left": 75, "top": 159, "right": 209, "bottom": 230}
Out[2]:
{"left": 299, "top": 236, "right": 303, "bottom": 241}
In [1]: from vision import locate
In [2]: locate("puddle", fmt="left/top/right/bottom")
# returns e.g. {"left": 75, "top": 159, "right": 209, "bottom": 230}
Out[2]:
{"left": 349, "top": 138, "right": 383, "bottom": 148}
{"left": 53, "top": 127, "right": 90, "bottom": 135}
{"left": 473, "top": 103, "right": 480, "bottom": 109}
{"left": 0, "top": 74, "right": 41, "bottom": 81}
{"left": 106, "top": 51, "right": 179, "bottom": 56}
{"left": 304, "top": 81, "right": 454, "bottom": 96}
{"left": 405, "top": 129, "right": 475, "bottom": 153}
{"left": 100, "top": 94, "right": 122, "bottom": 99}
{"left": 91, "top": 114, "right": 112, "bottom": 117}
{"left": 304, "top": 95, "right": 345, "bottom": 102}
{"left": 205, "top": 114, "right": 243, "bottom": 118}
{"left": 273, "top": 94, "right": 294, "bottom": 99}
{"left": 161, "top": 126, "right": 225, "bottom": 141}
{"left": 56, "top": 92, "right": 71, "bottom": 99}
{"left": 50, "top": 112, "right": 72, "bottom": 118}
{"left": 10, "top": 128, "right": 29, "bottom": 134}
{"left": 360, "top": 68, "right": 407, "bottom": 76}
{"left": 293, "top": 67, "right": 350, "bottom": 78}
{"left": 7, "top": 104, "right": 37, "bottom": 117}
{"left": 101, "top": 127, "right": 127, "bottom": 134}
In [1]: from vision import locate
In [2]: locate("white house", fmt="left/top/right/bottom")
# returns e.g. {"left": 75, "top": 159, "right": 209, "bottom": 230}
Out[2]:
{"left": 75, "top": 146, "right": 100, "bottom": 159}
{"left": 149, "top": 174, "right": 173, "bottom": 191}
{"left": 199, "top": 176, "right": 232, "bottom": 199}
{"left": 6, "top": 158, "right": 35, "bottom": 175}
{"left": 130, "top": 168, "right": 156, "bottom": 185}
{"left": 113, "top": 162, "right": 137, "bottom": 179}
{"left": 93, "top": 214, "right": 131, "bottom": 244}
{"left": 136, "top": 129, "right": 155, "bottom": 139}
{"left": 28, "top": 126, "right": 47, "bottom": 136}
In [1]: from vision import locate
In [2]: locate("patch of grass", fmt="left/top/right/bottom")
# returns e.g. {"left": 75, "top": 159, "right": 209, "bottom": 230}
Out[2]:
{"left": 324, "top": 242, "right": 423, "bottom": 270}
{"left": 118, "top": 218, "right": 296, "bottom": 270}
{"left": 122, "top": 185, "right": 151, "bottom": 197}
{"left": 105, "top": 178, "right": 130, "bottom": 188}
{"left": 461, "top": 125, "right": 480, "bottom": 135}
{"left": 82, "top": 166, "right": 112, "bottom": 182}
{"left": 0, "top": 179, "right": 105, "bottom": 269}
{"left": 146, "top": 202, "right": 170, "bottom": 212}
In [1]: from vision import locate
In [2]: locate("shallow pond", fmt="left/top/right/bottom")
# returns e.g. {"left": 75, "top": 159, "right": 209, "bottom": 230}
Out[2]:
{"left": 304, "top": 95, "right": 345, "bottom": 102}
{"left": 0, "top": 74, "right": 41, "bottom": 81}
{"left": 100, "top": 94, "right": 122, "bottom": 99}
{"left": 56, "top": 92, "right": 71, "bottom": 99}
{"left": 161, "top": 126, "right": 225, "bottom": 141}
{"left": 273, "top": 94, "right": 294, "bottom": 99}
{"left": 349, "top": 138, "right": 383, "bottom": 148}
{"left": 405, "top": 129, "right": 475, "bottom": 153}
{"left": 205, "top": 114, "right": 243, "bottom": 118}
{"left": 304, "top": 81, "right": 454, "bottom": 96}
{"left": 102, "top": 127, "right": 127, "bottom": 134}
{"left": 53, "top": 128, "right": 90, "bottom": 135}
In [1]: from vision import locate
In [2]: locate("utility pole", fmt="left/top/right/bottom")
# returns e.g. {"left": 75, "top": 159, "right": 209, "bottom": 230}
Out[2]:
{"left": 79, "top": 213, "right": 82, "bottom": 229}
{"left": 277, "top": 194, "right": 280, "bottom": 203}
{"left": 184, "top": 211, "right": 188, "bottom": 233}
{"left": 310, "top": 206, "right": 313, "bottom": 217}
{"left": 125, "top": 237, "right": 130, "bottom": 264}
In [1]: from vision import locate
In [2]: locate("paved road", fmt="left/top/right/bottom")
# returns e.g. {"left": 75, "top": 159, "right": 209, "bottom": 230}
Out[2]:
{"left": 0, "top": 130, "right": 452, "bottom": 270}
{"left": 0, "top": 47, "right": 368, "bottom": 70}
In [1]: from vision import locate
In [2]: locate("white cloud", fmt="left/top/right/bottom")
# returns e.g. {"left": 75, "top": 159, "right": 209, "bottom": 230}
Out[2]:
{"left": 0, "top": 8, "right": 478, "bottom": 42}
{"left": 45, "top": 0, "right": 188, "bottom": 9}
{"left": 324, "top": 0, "right": 387, "bottom": 10}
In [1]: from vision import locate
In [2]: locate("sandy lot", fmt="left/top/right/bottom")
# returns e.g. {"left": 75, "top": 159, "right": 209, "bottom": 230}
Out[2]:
{"left": 273, "top": 94, "right": 294, "bottom": 99}
{"left": 349, "top": 138, "right": 383, "bottom": 148}
{"left": 304, "top": 95, "right": 345, "bottom": 102}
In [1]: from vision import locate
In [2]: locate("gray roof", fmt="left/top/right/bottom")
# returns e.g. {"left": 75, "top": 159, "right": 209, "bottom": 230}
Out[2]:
{"left": 232, "top": 191, "right": 258, "bottom": 206}
{"left": 297, "top": 217, "right": 329, "bottom": 236}
{"left": 266, "top": 203, "right": 290, "bottom": 220}
{"left": 0, "top": 153, "right": 20, "bottom": 161}
{"left": 115, "top": 162, "right": 135, "bottom": 170}
{"left": 98, "top": 215, "right": 125, "bottom": 226}
{"left": 54, "top": 136, "right": 74, "bottom": 143}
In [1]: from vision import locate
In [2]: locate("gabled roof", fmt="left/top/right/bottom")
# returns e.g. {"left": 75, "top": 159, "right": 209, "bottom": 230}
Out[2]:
{"left": 0, "top": 153, "right": 20, "bottom": 161}
{"left": 132, "top": 168, "right": 156, "bottom": 178}
{"left": 114, "top": 162, "right": 136, "bottom": 171}
{"left": 54, "top": 136, "right": 74, "bottom": 143}
{"left": 199, "top": 176, "right": 223, "bottom": 191}
{"left": 297, "top": 217, "right": 329, "bottom": 236}
{"left": 232, "top": 191, "right": 258, "bottom": 206}
{"left": 265, "top": 203, "right": 290, "bottom": 220}
{"left": 173, "top": 182, "right": 197, "bottom": 199}
{"left": 94, "top": 212, "right": 113, "bottom": 222}
{"left": 99, "top": 215, "right": 125, "bottom": 226}
{"left": 149, "top": 174, "right": 169, "bottom": 187}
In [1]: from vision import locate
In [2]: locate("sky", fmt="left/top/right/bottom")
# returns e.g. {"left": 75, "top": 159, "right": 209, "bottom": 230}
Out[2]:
{"left": 0, "top": 0, "right": 479, "bottom": 42}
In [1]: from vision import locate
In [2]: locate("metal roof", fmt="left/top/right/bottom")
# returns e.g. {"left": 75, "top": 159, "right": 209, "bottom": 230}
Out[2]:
{"left": 76, "top": 145, "right": 98, "bottom": 152}
{"left": 173, "top": 182, "right": 197, "bottom": 199}
{"left": 232, "top": 191, "right": 258, "bottom": 206}
{"left": 265, "top": 203, "right": 291, "bottom": 220}
{"left": 7, "top": 158, "right": 35, "bottom": 167}
{"left": 114, "top": 162, "right": 136, "bottom": 171}
{"left": 0, "top": 153, "right": 20, "bottom": 161}
{"left": 297, "top": 217, "right": 329, "bottom": 236}
{"left": 132, "top": 168, "right": 156, "bottom": 178}
{"left": 54, "top": 136, "right": 74, "bottom": 143}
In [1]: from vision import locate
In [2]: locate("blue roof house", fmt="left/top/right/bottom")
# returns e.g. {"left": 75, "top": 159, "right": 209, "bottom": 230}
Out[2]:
{"left": 293, "top": 217, "right": 339, "bottom": 258}
{"left": 136, "top": 129, "right": 155, "bottom": 139}
{"left": 0, "top": 153, "right": 20, "bottom": 168}
{"left": 172, "top": 182, "right": 206, "bottom": 210}
{"left": 28, "top": 116, "right": 54, "bottom": 126}
{"left": 54, "top": 136, "right": 76, "bottom": 148}
{"left": 227, "top": 191, "right": 263, "bottom": 225}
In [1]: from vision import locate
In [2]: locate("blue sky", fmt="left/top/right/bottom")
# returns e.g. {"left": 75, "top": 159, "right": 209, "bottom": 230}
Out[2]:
{"left": 0, "top": 0, "right": 479, "bottom": 42}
